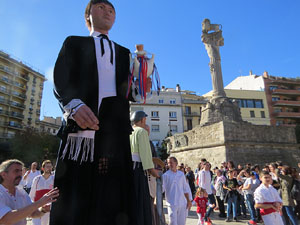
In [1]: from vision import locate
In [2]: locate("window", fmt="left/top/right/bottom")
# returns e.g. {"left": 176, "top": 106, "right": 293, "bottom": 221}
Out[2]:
{"left": 269, "top": 86, "right": 278, "bottom": 91}
{"left": 185, "top": 106, "right": 191, "bottom": 115}
{"left": 151, "top": 111, "right": 159, "bottom": 118}
{"left": 254, "top": 100, "right": 264, "bottom": 108}
{"left": 250, "top": 111, "right": 255, "bottom": 118}
{"left": 170, "top": 125, "right": 178, "bottom": 132}
{"left": 276, "top": 120, "right": 283, "bottom": 126}
{"left": 169, "top": 111, "right": 177, "bottom": 118}
{"left": 235, "top": 99, "right": 264, "bottom": 108}
{"left": 151, "top": 125, "right": 159, "bottom": 132}
{"left": 261, "top": 111, "right": 265, "bottom": 118}
{"left": 170, "top": 99, "right": 176, "bottom": 104}
{"left": 187, "top": 119, "right": 193, "bottom": 130}
{"left": 246, "top": 100, "right": 254, "bottom": 108}
{"left": 272, "top": 97, "right": 280, "bottom": 102}
{"left": 158, "top": 99, "right": 164, "bottom": 104}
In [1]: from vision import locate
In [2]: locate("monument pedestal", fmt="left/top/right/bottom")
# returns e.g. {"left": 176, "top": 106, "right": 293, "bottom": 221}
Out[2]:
{"left": 200, "top": 97, "right": 244, "bottom": 126}
{"left": 167, "top": 120, "right": 300, "bottom": 168}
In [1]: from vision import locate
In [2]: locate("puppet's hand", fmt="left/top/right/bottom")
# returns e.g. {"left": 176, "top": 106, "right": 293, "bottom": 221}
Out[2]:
{"left": 73, "top": 105, "right": 99, "bottom": 130}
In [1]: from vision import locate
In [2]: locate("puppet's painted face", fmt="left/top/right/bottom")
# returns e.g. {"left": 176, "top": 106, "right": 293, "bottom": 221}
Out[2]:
{"left": 89, "top": 3, "right": 116, "bottom": 33}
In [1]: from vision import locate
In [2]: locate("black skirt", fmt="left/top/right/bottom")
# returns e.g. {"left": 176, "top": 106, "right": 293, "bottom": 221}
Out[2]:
{"left": 133, "top": 163, "right": 152, "bottom": 225}
{"left": 50, "top": 97, "right": 137, "bottom": 225}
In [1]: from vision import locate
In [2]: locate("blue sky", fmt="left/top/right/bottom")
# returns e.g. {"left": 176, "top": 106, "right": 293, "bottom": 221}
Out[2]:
{"left": 1, "top": 0, "right": 300, "bottom": 118}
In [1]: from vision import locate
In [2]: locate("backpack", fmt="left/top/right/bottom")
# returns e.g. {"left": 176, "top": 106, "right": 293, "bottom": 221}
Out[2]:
{"left": 291, "top": 179, "right": 300, "bottom": 201}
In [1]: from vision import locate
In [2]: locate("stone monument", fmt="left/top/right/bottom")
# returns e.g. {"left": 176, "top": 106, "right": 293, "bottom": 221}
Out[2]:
{"left": 200, "top": 19, "right": 243, "bottom": 126}
{"left": 166, "top": 19, "right": 300, "bottom": 168}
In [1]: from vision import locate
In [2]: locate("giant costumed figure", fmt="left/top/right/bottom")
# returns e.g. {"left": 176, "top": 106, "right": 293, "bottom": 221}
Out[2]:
{"left": 50, "top": 1, "right": 159, "bottom": 225}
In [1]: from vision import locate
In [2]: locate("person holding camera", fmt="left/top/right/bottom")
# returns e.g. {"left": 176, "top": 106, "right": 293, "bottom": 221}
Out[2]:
{"left": 223, "top": 169, "right": 239, "bottom": 222}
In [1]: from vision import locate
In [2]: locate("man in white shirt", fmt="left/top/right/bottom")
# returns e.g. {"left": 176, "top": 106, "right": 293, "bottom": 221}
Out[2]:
{"left": 29, "top": 160, "right": 54, "bottom": 225}
{"left": 254, "top": 171, "right": 284, "bottom": 225}
{"left": 23, "top": 162, "right": 41, "bottom": 194}
{"left": 162, "top": 157, "right": 192, "bottom": 225}
{"left": 198, "top": 162, "right": 215, "bottom": 224}
{"left": 0, "top": 159, "right": 59, "bottom": 225}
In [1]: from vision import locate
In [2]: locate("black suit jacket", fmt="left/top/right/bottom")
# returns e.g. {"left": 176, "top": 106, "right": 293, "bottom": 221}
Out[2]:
{"left": 53, "top": 36, "right": 133, "bottom": 136}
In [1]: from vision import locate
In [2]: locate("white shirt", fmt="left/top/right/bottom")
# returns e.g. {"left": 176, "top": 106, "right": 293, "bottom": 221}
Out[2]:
{"left": 63, "top": 31, "right": 116, "bottom": 120}
{"left": 24, "top": 170, "right": 41, "bottom": 188}
{"left": 243, "top": 178, "right": 260, "bottom": 195}
{"left": 0, "top": 184, "right": 32, "bottom": 225}
{"left": 198, "top": 170, "right": 212, "bottom": 194}
{"left": 162, "top": 170, "right": 190, "bottom": 207}
{"left": 254, "top": 183, "right": 282, "bottom": 204}
{"left": 29, "top": 174, "right": 54, "bottom": 201}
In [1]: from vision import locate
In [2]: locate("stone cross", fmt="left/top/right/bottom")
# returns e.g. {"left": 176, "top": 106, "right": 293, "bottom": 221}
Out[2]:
{"left": 202, "top": 19, "right": 226, "bottom": 98}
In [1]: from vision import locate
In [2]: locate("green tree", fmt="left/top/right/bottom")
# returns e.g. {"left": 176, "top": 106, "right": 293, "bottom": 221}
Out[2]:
{"left": 7, "top": 127, "right": 60, "bottom": 167}
{"left": 157, "top": 131, "right": 172, "bottom": 161}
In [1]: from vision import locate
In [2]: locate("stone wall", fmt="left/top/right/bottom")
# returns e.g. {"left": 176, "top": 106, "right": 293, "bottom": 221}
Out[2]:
{"left": 168, "top": 121, "right": 300, "bottom": 169}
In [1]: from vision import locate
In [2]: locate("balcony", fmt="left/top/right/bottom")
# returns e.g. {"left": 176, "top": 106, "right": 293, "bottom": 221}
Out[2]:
{"left": 0, "top": 65, "right": 29, "bottom": 81}
{"left": 0, "top": 121, "right": 23, "bottom": 130}
{"left": 0, "top": 110, "right": 9, "bottom": 117}
{"left": 11, "top": 91, "right": 26, "bottom": 100}
{"left": 10, "top": 101, "right": 25, "bottom": 109}
{"left": 272, "top": 111, "right": 300, "bottom": 119}
{"left": 273, "top": 100, "right": 300, "bottom": 107}
{"left": 13, "top": 82, "right": 26, "bottom": 90}
{"left": 271, "top": 89, "right": 300, "bottom": 96}
{"left": 184, "top": 112, "right": 201, "bottom": 117}
{"left": 0, "top": 132, "right": 15, "bottom": 139}
{"left": 0, "top": 87, "right": 9, "bottom": 95}
{"left": 0, "top": 98, "right": 10, "bottom": 106}
{"left": 9, "top": 111, "right": 24, "bottom": 119}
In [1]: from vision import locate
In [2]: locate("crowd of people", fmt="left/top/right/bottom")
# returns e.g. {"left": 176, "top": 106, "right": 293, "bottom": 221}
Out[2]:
{"left": 178, "top": 159, "right": 300, "bottom": 225}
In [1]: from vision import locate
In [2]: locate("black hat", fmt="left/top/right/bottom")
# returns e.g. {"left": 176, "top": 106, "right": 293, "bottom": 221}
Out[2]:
{"left": 90, "top": 0, "right": 115, "bottom": 11}
{"left": 130, "top": 111, "right": 148, "bottom": 123}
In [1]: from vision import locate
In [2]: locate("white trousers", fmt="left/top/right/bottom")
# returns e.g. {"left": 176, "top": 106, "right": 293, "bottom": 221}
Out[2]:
{"left": 32, "top": 212, "right": 50, "bottom": 225}
{"left": 262, "top": 212, "right": 284, "bottom": 225}
{"left": 197, "top": 213, "right": 204, "bottom": 225}
{"left": 167, "top": 205, "right": 187, "bottom": 225}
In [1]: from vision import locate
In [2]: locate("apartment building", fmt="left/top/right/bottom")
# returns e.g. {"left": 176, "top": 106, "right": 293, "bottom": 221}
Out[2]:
{"left": 130, "top": 86, "right": 184, "bottom": 147}
{"left": 0, "top": 50, "right": 46, "bottom": 139}
{"left": 263, "top": 72, "right": 300, "bottom": 126}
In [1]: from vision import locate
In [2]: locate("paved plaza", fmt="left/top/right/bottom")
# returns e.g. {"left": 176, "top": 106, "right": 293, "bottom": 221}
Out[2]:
{"left": 166, "top": 203, "right": 254, "bottom": 225}
{"left": 26, "top": 202, "right": 257, "bottom": 225}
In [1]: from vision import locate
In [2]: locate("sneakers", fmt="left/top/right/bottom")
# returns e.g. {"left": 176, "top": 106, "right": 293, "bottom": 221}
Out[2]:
{"left": 225, "top": 218, "right": 231, "bottom": 222}
{"left": 248, "top": 220, "right": 257, "bottom": 225}
{"left": 234, "top": 217, "right": 239, "bottom": 222}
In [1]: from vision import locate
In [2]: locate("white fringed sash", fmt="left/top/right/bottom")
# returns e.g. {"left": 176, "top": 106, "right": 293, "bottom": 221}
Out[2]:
{"left": 61, "top": 131, "right": 95, "bottom": 164}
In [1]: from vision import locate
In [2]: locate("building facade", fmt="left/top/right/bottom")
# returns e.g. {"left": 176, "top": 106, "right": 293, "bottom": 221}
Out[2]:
{"left": 181, "top": 89, "right": 207, "bottom": 131}
{"left": 0, "top": 50, "right": 46, "bottom": 139}
{"left": 263, "top": 72, "right": 300, "bottom": 126}
{"left": 130, "top": 86, "right": 184, "bottom": 147}
{"left": 38, "top": 116, "right": 62, "bottom": 135}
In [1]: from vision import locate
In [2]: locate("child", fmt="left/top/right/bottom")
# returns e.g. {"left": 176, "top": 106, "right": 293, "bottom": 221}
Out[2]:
{"left": 194, "top": 187, "right": 210, "bottom": 225}
{"left": 254, "top": 171, "right": 284, "bottom": 225}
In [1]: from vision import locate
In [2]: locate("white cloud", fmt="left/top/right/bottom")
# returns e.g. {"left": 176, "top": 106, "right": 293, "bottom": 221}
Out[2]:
{"left": 45, "top": 67, "right": 54, "bottom": 83}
